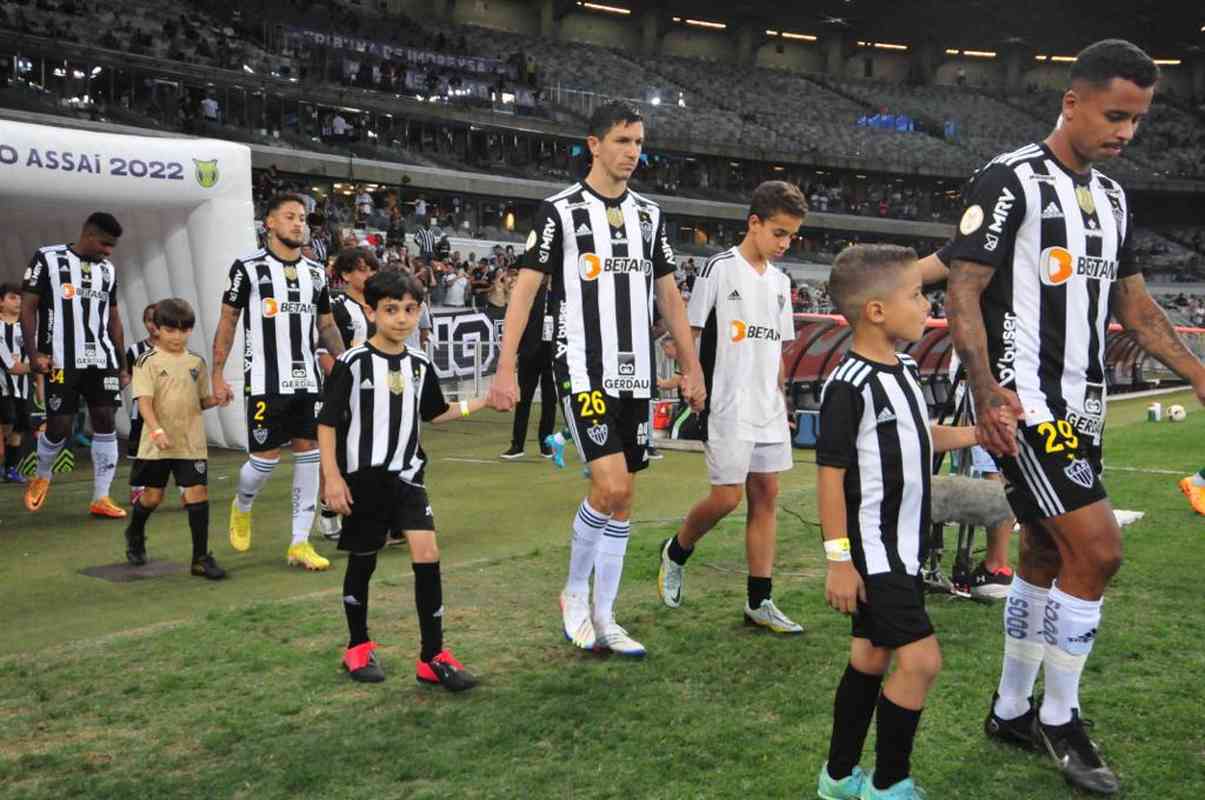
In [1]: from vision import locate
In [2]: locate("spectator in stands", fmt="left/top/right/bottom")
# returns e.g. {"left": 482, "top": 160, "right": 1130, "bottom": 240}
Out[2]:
{"left": 444, "top": 267, "right": 470, "bottom": 307}
{"left": 413, "top": 223, "right": 435, "bottom": 260}
{"left": 201, "top": 94, "right": 220, "bottom": 123}
{"left": 484, "top": 266, "right": 514, "bottom": 320}
{"left": 414, "top": 197, "right": 429, "bottom": 226}
{"left": 332, "top": 113, "right": 350, "bottom": 141}
{"left": 386, "top": 206, "right": 406, "bottom": 246}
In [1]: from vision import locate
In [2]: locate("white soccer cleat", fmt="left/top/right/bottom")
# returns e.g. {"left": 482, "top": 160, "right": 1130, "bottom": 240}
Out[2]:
{"left": 594, "top": 619, "right": 646, "bottom": 657}
{"left": 560, "top": 590, "right": 595, "bottom": 650}
{"left": 744, "top": 598, "right": 804, "bottom": 635}
{"left": 657, "top": 536, "right": 684, "bottom": 609}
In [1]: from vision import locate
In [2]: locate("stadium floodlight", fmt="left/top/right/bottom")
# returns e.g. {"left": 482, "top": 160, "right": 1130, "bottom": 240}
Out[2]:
{"left": 90, "top": 66, "right": 102, "bottom": 77}
{"left": 651, "top": 96, "right": 661, "bottom": 106}
{"left": 0, "top": 119, "right": 255, "bottom": 448}
{"left": 945, "top": 49, "right": 960, "bottom": 55}
{"left": 578, "top": 1, "right": 630, "bottom": 14}
{"left": 242, "top": 64, "right": 254, "bottom": 73}
{"left": 963, "top": 50, "right": 996, "bottom": 58}
{"left": 685, "top": 18, "right": 726, "bottom": 29}
{"left": 678, "top": 93, "right": 686, "bottom": 107}
{"left": 1153, "top": 59, "right": 1181, "bottom": 65}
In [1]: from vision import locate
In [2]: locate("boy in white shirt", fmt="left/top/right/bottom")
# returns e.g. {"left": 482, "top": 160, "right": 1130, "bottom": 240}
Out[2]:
{"left": 657, "top": 181, "right": 806, "bottom": 633}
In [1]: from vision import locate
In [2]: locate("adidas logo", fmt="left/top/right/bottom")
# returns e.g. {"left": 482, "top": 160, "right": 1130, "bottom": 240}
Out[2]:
{"left": 876, "top": 407, "right": 897, "bottom": 425}
{"left": 342, "top": 595, "right": 361, "bottom": 607}
{"left": 258, "top": 274, "right": 273, "bottom": 284}
{"left": 433, "top": 605, "right": 445, "bottom": 618}
{"left": 360, "top": 378, "right": 374, "bottom": 389}
{"left": 728, "top": 289, "right": 741, "bottom": 301}
{"left": 575, "top": 223, "right": 592, "bottom": 237}
{"left": 1041, "top": 202, "right": 1064, "bottom": 219}
{"left": 160, "top": 369, "right": 169, "bottom": 377}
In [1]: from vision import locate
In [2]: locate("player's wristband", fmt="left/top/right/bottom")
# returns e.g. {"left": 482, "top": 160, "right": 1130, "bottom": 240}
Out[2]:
{"left": 151, "top": 428, "right": 166, "bottom": 438}
{"left": 824, "top": 538, "right": 852, "bottom": 562}
{"left": 459, "top": 400, "right": 469, "bottom": 417}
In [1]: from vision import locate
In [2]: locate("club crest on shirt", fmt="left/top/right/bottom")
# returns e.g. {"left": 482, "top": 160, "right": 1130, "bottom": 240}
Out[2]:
{"left": 252, "top": 428, "right": 269, "bottom": 445}
{"left": 49, "top": 396, "right": 62, "bottom": 411}
{"left": 606, "top": 206, "right": 625, "bottom": 229}
{"left": 283, "top": 266, "right": 299, "bottom": 281}
{"left": 1075, "top": 186, "right": 1095, "bottom": 216}
{"left": 640, "top": 217, "right": 653, "bottom": 244}
{"left": 778, "top": 294, "right": 786, "bottom": 311}
{"left": 80, "top": 262, "right": 91, "bottom": 275}
{"left": 388, "top": 369, "right": 406, "bottom": 395}
{"left": 190, "top": 367, "right": 200, "bottom": 381}
{"left": 195, "top": 461, "right": 207, "bottom": 475}
{"left": 1064, "top": 458, "right": 1095, "bottom": 490}
{"left": 587, "top": 423, "right": 609, "bottom": 447}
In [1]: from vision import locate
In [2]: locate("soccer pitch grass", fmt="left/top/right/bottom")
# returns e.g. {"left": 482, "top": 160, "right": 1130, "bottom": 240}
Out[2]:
{"left": 1, "top": 392, "right": 1202, "bottom": 799}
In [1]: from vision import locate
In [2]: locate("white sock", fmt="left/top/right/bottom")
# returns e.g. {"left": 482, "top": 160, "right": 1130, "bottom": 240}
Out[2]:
{"left": 36, "top": 435, "right": 65, "bottom": 480}
{"left": 290, "top": 449, "right": 321, "bottom": 545}
{"left": 566, "top": 498, "right": 608, "bottom": 595}
{"left": 994, "top": 577, "right": 1050, "bottom": 720}
{"left": 91, "top": 431, "right": 118, "bottom": 501}
{"left": 592, "top": 518, "right": 631, "bottom": 625}
{"left": 236, "top": 454, "right": 279, "bottom": 512}
{"left": 1039, "top": 583, "right": 1102, "bottom": 726}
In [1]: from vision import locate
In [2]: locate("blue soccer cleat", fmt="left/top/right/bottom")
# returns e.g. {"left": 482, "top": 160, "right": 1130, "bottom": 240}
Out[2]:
{"left": 544, "top": 434, "right": 566, "bottom": 469}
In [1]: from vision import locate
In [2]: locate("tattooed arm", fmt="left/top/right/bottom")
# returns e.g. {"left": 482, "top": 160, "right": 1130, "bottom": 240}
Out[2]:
{"left": 946, "top": 259, "right": 1023, "bottom": 456}
{"left": 316, "top": 312, "right": 346, "bottom": 358}
{"left": 1112, "top": 273, "right": 1205, "bottom": 401}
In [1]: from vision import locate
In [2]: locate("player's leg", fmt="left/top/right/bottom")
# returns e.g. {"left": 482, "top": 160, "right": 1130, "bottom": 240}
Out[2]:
{"left": 86, "top": 399, "right": 124, "bottom": 517}
{"left": 588, "top": 456, "right": 644, "bottom": 655}
{"left": 127, "top": 416, "right": 145, "bottom": 504}
{"left": 969, "top": 463, "right": 1016, "bottom": 600}
{"left": 1178, "top": 466, "right": 1205, "bottom": 515}
{"left": 536, "top": 363, "right": 558, "bottom": 458}
{"left": 742, "top": 470, "right": 802, "bottom": 634}
{"left": 229, "top": 395, "right": 283, "bottom": 550}
{"left": 336, "top": 472, "right": 385, "bottom": 682}
{"left": 284, "top": 394, "right": 326, "bottom": 569}
{"left": 179, "top": 461, "right": 223, "bottom": 579}
{"left": 503, "top": 357, "right": 538, "bottom": 459}
{"left": 868, "top": 635, "right": 941, "bottom": 796}
{"left": 819, "top": 638, "right": 889, "bottom": 799}
{"left": 658, "top": 440, "right": 749, "bottom": 608}
{"left": 1030, "top": 499, "right": 1121, "bottom": 793}
{"left": 124, "top": 460, "right": 167, "bottom": 565}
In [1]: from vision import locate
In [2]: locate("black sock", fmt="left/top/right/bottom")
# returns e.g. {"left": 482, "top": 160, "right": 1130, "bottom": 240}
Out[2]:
{"left": 4, "top": 445, "right": 18, "bottom": 470}
{"left": 747, "top": 575, "right": 772, "bottom": 609}
{"left": 185, "top": 501, "right": 209, "bottom": 561}
{"left": 125, "top": 500, "right": 153, "bottom": 542}
{"left": 413, "top": 561, "right": 443, "bottom": 662}
{"left": 826, "top": 664, "right": 884, "bottom": 780}
{"left": 343, "top": 552, "right": 378, "bottom": 648}
{"left": 873, "top": 694, "right": 924, "bottom": 789}
{"left": 667, "top": 534, "right": 693, "bottom": 566}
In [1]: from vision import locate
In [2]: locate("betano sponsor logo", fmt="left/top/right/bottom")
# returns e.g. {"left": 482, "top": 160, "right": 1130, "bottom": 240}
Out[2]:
{"left": 729, "top": 319, "right": 782, "bottom": 343}
{"left": 577, "top": 252, "right": 651, "bottom": 281}
{"left": 1039, "top": 247, "right": 1118, "bottom": 287}
{"left": 262, "top": 298, "right": 316, "bottom": 317}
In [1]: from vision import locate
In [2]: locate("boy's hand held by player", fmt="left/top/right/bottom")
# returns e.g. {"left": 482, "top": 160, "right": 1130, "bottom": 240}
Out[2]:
{"left": 825, "top": 560, "right": 866, "bottom": 616}
{"left": 324, "top": 475, "right": 354, "bottom": 516}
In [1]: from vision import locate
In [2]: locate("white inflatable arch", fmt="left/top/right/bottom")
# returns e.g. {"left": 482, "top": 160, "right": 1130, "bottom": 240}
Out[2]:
{"left": 0, "top": 120, "right": 255, "bottom": 449}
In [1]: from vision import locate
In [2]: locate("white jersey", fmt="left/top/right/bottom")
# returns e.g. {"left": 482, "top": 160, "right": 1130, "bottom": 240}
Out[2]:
{"left": 689, "top": 247, "right": 795, "bottom": 443}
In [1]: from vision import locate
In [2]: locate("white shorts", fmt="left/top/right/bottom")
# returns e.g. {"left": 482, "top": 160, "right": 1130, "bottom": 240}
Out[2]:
{"left": 970, "top": 445, "right": 999, "bottom": 476}
{"left": 705, "top": 439, "right": 794, "bottom": 485}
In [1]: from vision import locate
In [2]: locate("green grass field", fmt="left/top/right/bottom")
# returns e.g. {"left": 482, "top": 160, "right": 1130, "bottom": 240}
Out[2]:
{"left": 1, "top": 391, "right": 1203, "bottom": 799}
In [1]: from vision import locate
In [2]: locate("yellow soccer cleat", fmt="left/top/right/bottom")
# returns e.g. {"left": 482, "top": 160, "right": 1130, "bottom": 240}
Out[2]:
{"left": 287, "top": 541, "right": 330, "bottom": 571}
{"left": 228, "top": 498, "right": 252, "bottom": 552}
{"left": 1178, "top": 477, "right": 1205, "bottom": 516}
{"left": 89, "top": 496, "right": 128, "bottom": 519}
{"left": 24, "top": 477, "right": 50, "bottom": 513}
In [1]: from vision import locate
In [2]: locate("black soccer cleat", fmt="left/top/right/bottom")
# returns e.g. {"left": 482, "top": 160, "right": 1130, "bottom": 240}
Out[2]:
{"left": 125, "top": 528, "right": 148, "bottom": 567}
{"left": 984, "top": 692, "right": 1041, "bottom": 751}
{"left": 190, "top": 553, "right": 227, "bottom": 580}
{"left": 1035, "top": 709, "right": 1120, "bottom": 795}
{"left": 499, "top": 446, "right": 525, "bottom": 460}
{"left": 416, "top": 650, "right": 478, "bottom": 692}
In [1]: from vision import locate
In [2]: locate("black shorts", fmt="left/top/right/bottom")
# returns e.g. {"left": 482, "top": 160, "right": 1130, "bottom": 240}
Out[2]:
{"left": 559, "top": 388, "right": 650, "bottom": 474}
{"left": 851, "top": 572, "right": 934, "bottom": 649}
{"left": 129, "top": 458, "right": 208, "bottom": 489}
{"left": 127, "top": 417, "right": 143, "bottom": 458}
{"left": 338, "top": 469, "right": 435, "bottom": 553}
{"left": 996, "top": 420, "right": 1106, "bottom": 523}
{"left": 45, "top": 368, "right": 120, "bottom": 416}
{"left": 0, "top": 396, "right": 29, "bottom": 432}
{"left": 246, "top": 394, "right": 319, "bottom": 453}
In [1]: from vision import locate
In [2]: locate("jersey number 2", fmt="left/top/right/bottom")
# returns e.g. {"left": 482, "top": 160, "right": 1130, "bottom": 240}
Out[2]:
{"left": 253, "top": 400, "right": 267, "bottom": 422}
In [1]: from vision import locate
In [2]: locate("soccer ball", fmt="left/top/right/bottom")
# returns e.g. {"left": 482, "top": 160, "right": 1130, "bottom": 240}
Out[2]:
{"left": 1167, "top": 404, "right": 1187, "bottom": 422}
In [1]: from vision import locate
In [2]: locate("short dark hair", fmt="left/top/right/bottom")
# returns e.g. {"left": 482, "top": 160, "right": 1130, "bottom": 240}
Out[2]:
{"left": 142, "top": 302, "right": 158, "bottom": 322}
{"left": 587, "top": 100, "right": 643, "bottom": 140}
{"left": 365, "top": 270, "right": 425, "bottom": 308}
{"left": 334, "top": 246, "right": 380, "bottom": 276}
{"left": 265, "top": 193, "right": 308, "bottom": 218}
{"left": 153, "top": 297, "right": 196, "bottom": 330}
{"left": 829, "top": 244, "right": 918, "bottom": 324}
{"left": 749, "top": 181, "right": 808, "bottom": 224}
{"left": 0, "top": 282, "right": 21, "bottom": 298}
{"left": 1071, "top": 39, "right": 1159, "bottom": 90}
{"left": 85, "top": 212, "right": 122, "bottom": 238}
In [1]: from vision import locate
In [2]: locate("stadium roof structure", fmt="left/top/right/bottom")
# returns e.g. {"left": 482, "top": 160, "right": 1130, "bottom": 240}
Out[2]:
{"left": 657, "top": 0, "right": 1203, "bottom": 61}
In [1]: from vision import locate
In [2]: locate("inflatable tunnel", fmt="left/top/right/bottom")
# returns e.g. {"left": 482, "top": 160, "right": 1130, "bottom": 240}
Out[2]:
{"left": 0, "top": 120, "right": 255, "bottom": 449}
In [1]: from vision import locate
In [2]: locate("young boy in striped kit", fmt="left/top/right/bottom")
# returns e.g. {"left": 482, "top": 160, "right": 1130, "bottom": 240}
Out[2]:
{"left": 815, "top": 245, "right": 979, "bottom": 800}
{"left": 319, "top": 271, "right": 490, "bottom": 690}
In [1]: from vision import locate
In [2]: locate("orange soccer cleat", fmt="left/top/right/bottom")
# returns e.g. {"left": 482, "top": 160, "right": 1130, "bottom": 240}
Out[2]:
{"left": 89, "top": 496, "right": 128, "bottom": 519}
{"left": 24, "top": 477, "right": 50, "bottom": 512}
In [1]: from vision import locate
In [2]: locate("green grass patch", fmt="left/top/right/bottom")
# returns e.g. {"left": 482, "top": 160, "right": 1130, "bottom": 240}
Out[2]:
{"left": 0, "top": 396, "right": 1202, "bottom": 798}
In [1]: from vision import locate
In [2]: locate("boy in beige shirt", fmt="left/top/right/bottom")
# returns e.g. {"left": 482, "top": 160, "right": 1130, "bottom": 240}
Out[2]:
{"left": 126, "top": 299, "right": 228, "bottom": 578}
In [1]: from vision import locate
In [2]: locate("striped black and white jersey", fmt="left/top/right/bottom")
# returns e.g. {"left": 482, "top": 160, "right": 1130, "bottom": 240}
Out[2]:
{"left": 222, "top": 249, "right": 331, "bottom": 396}
{"left": 125, "top": 338, "right": 155, "bottom": 419}
{"left": 948, "top": 142, "right": 1138, "bottom": 444}
{"left": 413, "top": 227, "right": 436, "bottom": 258}
{"left": 689, "top": 247, "right": 795, "bottom": 443}
{"left": 0, "top": 319, "right": 30, "bottom": 399}
{"left": 317, "top": 343, "right": 449, "bottom": 483}
{"left": 22, "top": 244, "right": 120, "bottom": 370}
{"left": 331, "top": 292, "right": 373, "bottom": 348}
{"left": 817, "top": 352, "right": 934, "bottom": 577}
{"left": 522, "top": 181, "right": 676, "bottom": 399}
